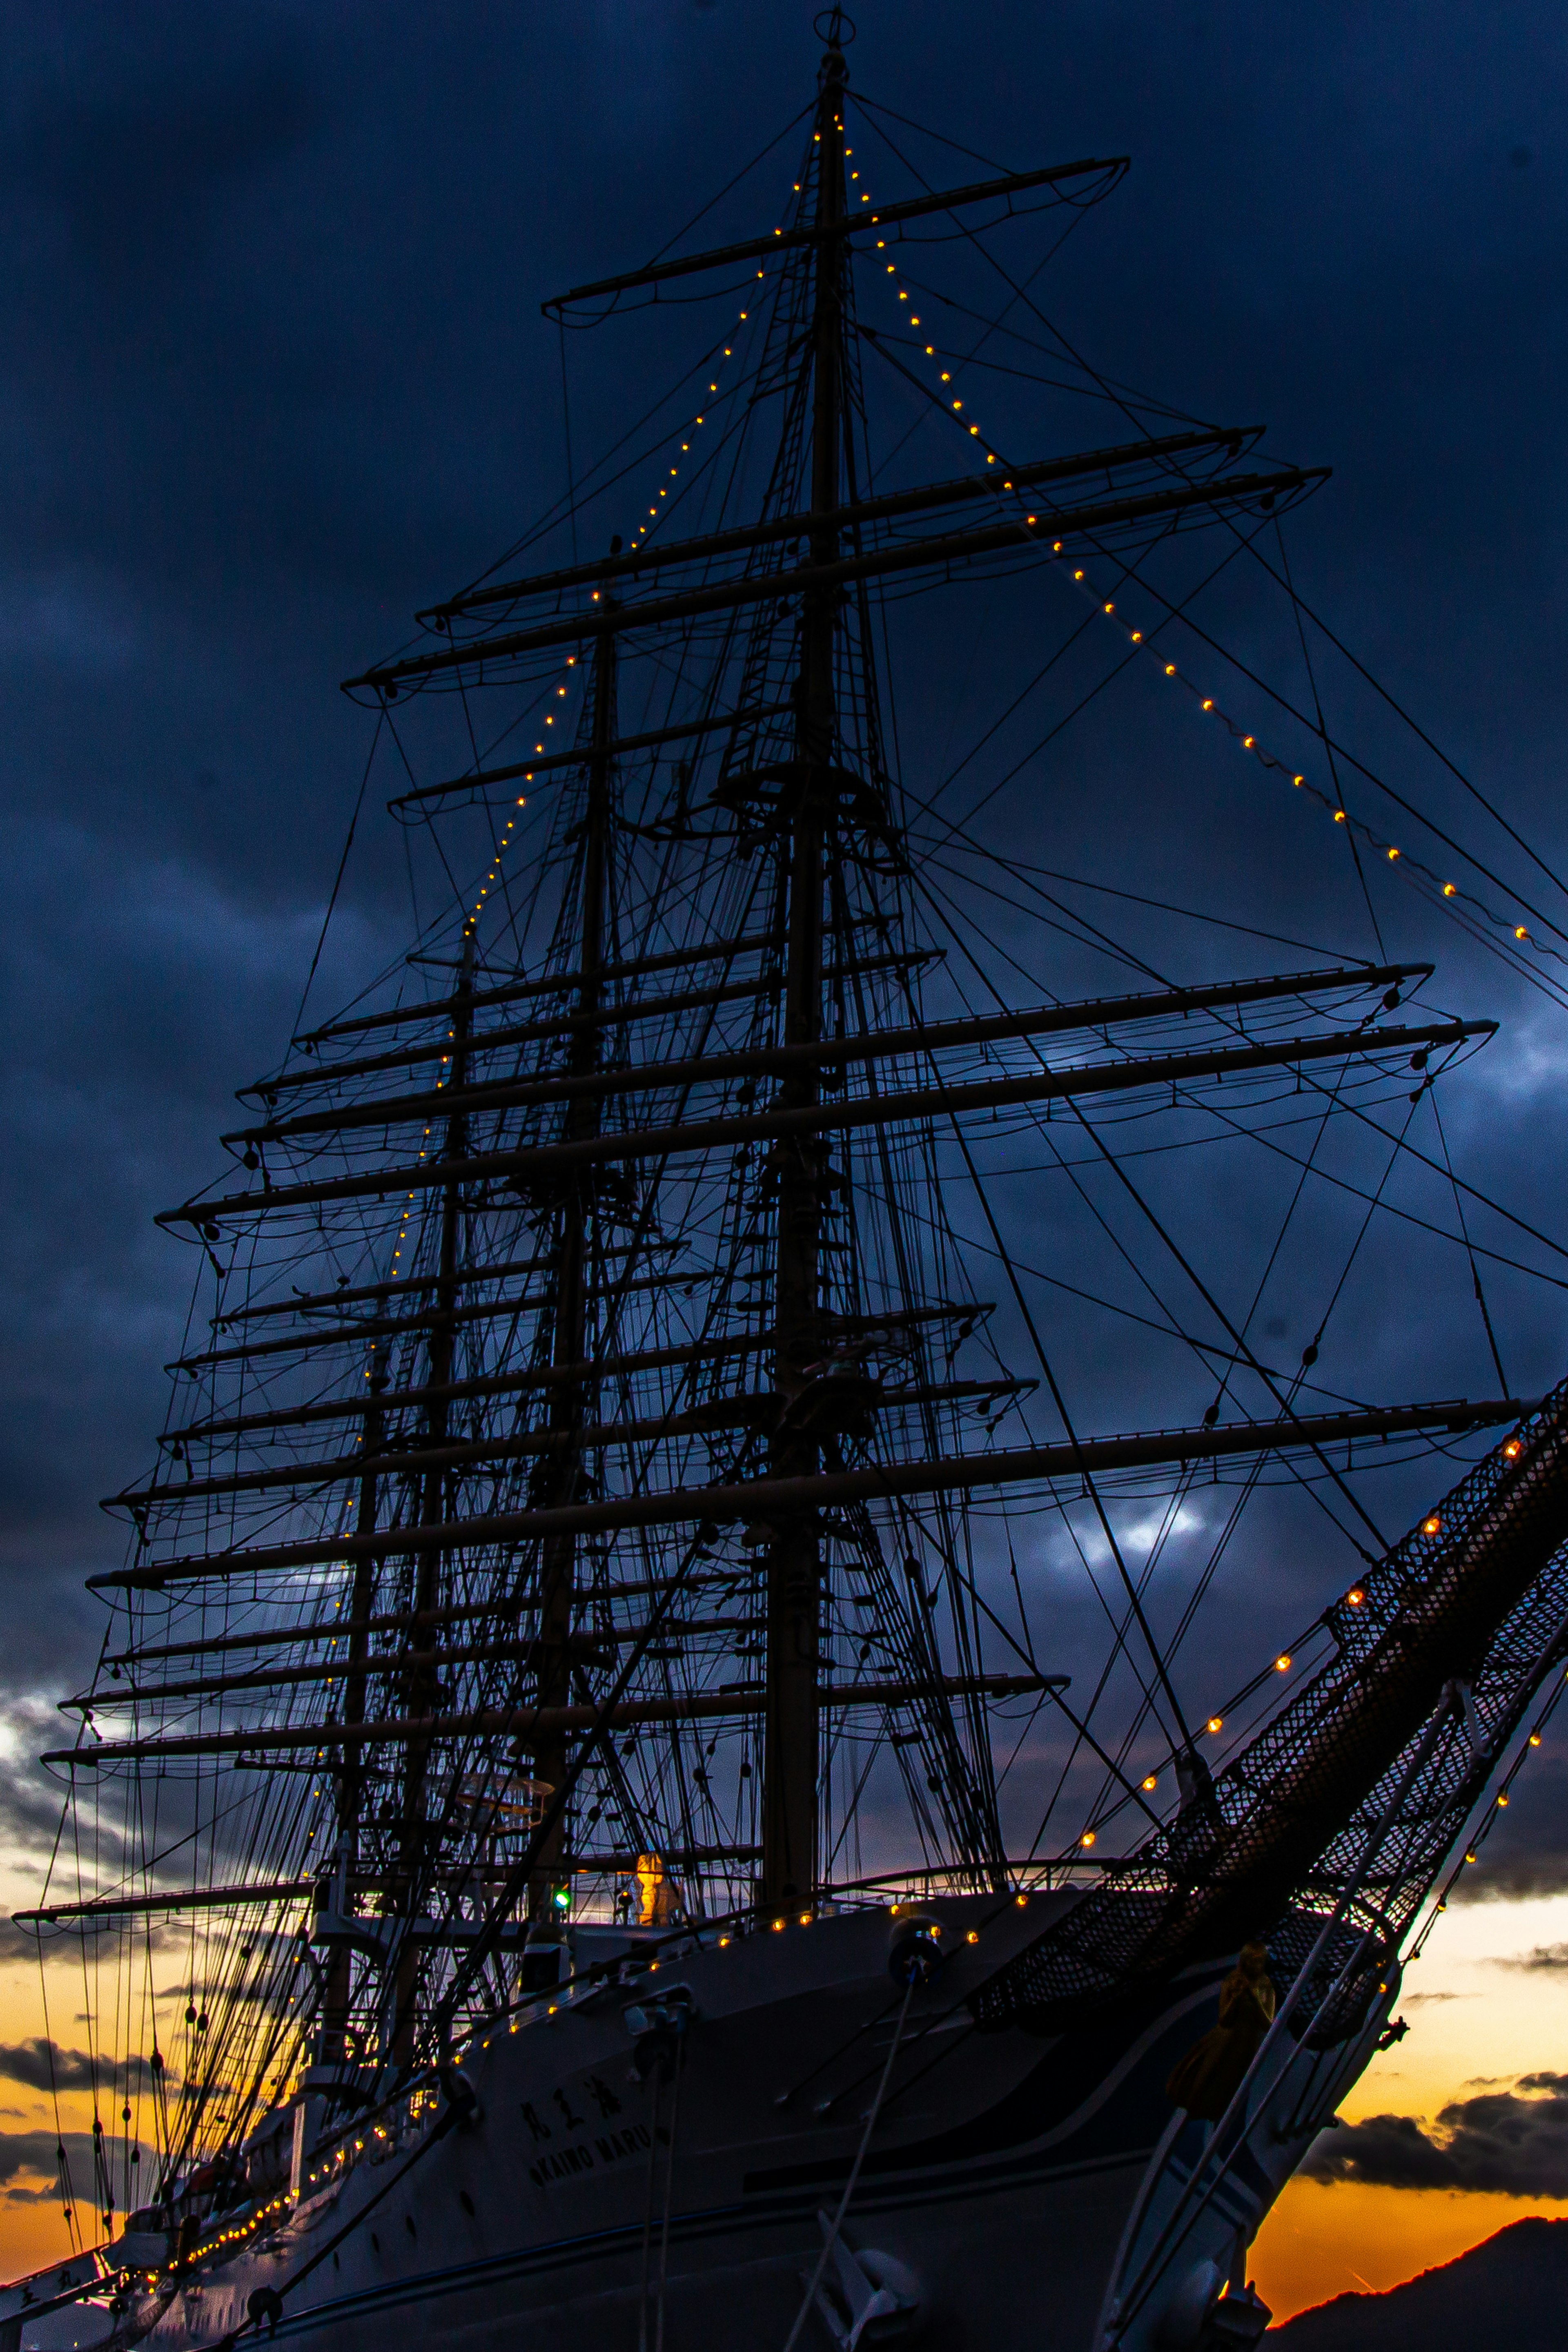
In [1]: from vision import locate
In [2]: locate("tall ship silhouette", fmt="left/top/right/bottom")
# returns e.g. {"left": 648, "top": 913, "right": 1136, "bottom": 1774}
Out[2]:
{"left": 11, "top": 14, "right": 1568, "bottom": 2351}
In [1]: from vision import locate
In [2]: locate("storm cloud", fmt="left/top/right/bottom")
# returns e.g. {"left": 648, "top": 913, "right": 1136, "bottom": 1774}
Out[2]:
{"left": 1304, "top": 2073, "right": 1568, "bottom": 2196}
{"left": 0, "top": 2130, "right": 100, "bottom": 2203}
{"left": 0, "top": 2042, "right": 100, "bottom": 2096}
{"left": 1448, "top": 1843, "right": 1568, "bottom": 1904}
{"left": 1, "top": 3, "right": 1568, "bottom": 1924}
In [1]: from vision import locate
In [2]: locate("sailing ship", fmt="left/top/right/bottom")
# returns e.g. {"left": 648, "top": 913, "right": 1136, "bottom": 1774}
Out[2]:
{"left": 10, "top": 13, "right": 1568, "bottom": 2351}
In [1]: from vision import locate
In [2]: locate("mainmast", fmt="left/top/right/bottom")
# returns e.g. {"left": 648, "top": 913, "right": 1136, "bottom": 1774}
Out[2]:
{"left": 760, "top": 30, "right": 847, "bottom": 1919}
{"left": 530, "top": 608, "right": 615, "bottom": 1937}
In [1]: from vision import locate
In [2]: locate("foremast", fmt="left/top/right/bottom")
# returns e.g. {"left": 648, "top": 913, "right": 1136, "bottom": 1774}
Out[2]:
{"left": 763, "top": 28, "right": 848, "bottom": 1921}
{"left": 391, "top": 932, "right": 475, "bottom": 2064}
{"left": 532, "top": 613, "right": 616, "bottom": 1931}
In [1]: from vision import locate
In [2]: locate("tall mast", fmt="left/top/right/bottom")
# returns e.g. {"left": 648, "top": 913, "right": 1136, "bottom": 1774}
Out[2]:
{"left": 319, "top": 1340, "right": 386, "bottom": 2067}
{"left": 529, "top": 605, "right": 614, "bottom": 1932}
{"left": 760, "top": 31, "right": 846, "bottom": 1919}
{"left": 388, "top": 931, "right": 474, "bottom": 2064}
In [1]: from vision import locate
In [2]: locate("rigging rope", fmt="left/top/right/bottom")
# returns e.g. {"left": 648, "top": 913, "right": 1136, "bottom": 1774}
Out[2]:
{"left": 779, "top": 1974, "right": 918, "bottom": 2352}
{"left": 290, "top": 714, "right": 385, "bottom": 1041}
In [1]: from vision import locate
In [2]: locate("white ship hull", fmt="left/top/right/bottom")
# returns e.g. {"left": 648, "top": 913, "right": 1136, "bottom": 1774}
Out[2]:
{"left": 15, "top": 1897, "right": 1392, "bottom": 2352}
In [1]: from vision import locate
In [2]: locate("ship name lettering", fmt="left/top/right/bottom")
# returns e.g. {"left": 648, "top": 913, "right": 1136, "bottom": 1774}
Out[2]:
{"left": 529, "top": 2143, "right": 595, "bottom": 2188}
{"left": 594, "top": 2122, "right": 651, "bottom": 2165}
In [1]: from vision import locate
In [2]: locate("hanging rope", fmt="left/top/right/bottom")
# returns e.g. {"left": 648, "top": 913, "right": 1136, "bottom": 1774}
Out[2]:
{"left": 780, "top": 1975, "right": 917, "bottom": 2352}
{"left": 652, "top": 2039, "right": 686, "bottom": 2352}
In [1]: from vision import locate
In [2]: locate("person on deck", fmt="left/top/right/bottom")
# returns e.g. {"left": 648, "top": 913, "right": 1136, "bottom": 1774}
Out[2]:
{"left": 1165, "top": 1940, "right": 1276, "bottom": 2123}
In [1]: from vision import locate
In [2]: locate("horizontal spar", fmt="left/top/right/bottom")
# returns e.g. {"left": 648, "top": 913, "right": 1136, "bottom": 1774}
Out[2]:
{"left": 18, "top": 1846, "right": 764, "bottom": 1923}
{"left": 162, "top": 1017, "right": 1493, "bottom": 1231}
{"left": 246, "top": 957, "right": 1419, "bottom": 1109}
{"left": 225, "top": 963, "right": 1435, "bottom": 1149}
{"left": 68, "top": 1617, "right": 759, "bottom": 1709}
{"left": 155, "top": 1306, "right": 979, "bottom": 1451}
{"left": 207, "top": 1242, "right": 654, "bottom": 1324}
{"left": 541, "top": 157, "right": 1128, "bottom": 311}
{"left": 345, "top": 467, "right": 1323, "bottom": 693}
{"left": 112, "top": 1379, "right": 1024, "bottom": 1511}
{"left": 420, "top": 429, "right": 1255, "bottom": 624}
{"left": 170, "top": 1269, "right": 679, "bottom": 1374}
{"left": 20, "top": 1853, "right": 766, "bottom": 1928}
{"left": 90, "top": 1396, "right": 1526, "bottom": 1594}
{"left": 104, "top": 1577, "right": 746, "bottom": 1670}
{"left": 389, "top": 698, "right": 795, "bottom": 809}
{"left": 41, "top": 1669, "right": 1065, "bottom": 1768}
{"left": 294, "top": 928, "right": 808, "bottom": 1051}
{"left": 247, "top": 952, "right": 930, "bottom": 1102}
{"left": 16, "top": 1881, "right": 317, "bottom": 1925}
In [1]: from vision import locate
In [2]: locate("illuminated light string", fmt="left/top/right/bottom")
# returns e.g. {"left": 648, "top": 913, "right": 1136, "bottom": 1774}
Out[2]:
{"left": 1073, "top": 1660, "right": 1291, "bottom": 1851}
{"left": 1074, "top": 1569, "right": 1477, "bottom": 1860}
{"left": 853, "top": 236, "right": 1563, "bottom": 979}
{"left": 428, "top": 152, "right": 787, "bottom": 814}
{"left": 622, "top": 243, "right": 773, "bottom": 548}
{"left": 523, "top": 145, "right": 927, "bottom": 762}
{"left": 1040, "top": 554, "right": 1568, "bottom": 976}
{"left": 462, "top": 795, "right": 528, "bottom": 938}
{"left": 547, "top": 144, "right": 1560, "bottom": 1008}
{"left": 1409, "top": 1657, "right": 1568, "bottom": 1946}
{"left": 457, "top": 144, "right": 1545, "bottom": 1006}
{"left": 618, "top": 123, "right": 862, "bottom": 555}
{"left": 880, "top": 214, "right": 1524, "bottom": 963}
{"left": 363, "top": 785, "right": 527, "bottom": 1389}
{"left": 867, "top": 232, "right": 1022, "bottom": 478}
{"left": 446, "top": 165, "right": 1549, "bottom": 995}
{"left": 432, "top": 193, "right": 780, "bottom": 800}
{"left": 441, "top": 181, "right": 785, "bottom": 790}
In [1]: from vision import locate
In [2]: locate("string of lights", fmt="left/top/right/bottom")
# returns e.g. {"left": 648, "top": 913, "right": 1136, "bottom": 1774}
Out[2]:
{"left": 852, "top": 210, "right": 1568, "bottom": 985}
{"left": 1409, "top": 1660, "right": 1568, "bottom": 1953}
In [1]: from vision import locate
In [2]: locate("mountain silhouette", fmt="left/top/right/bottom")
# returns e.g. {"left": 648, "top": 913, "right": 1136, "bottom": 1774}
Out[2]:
{"left": 1270, "top": 2216, "right": 1568, "bottom": 2346}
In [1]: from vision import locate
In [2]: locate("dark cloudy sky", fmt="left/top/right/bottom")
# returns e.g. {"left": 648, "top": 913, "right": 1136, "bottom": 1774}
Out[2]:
{"left": 5, "top": 0, "right": 1563, "bottom": 1792}
{"left": 0, "top": 0, "right": 1565, "bottom": 2298}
